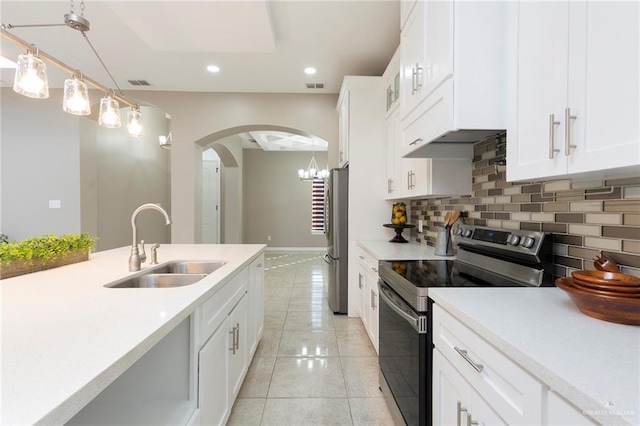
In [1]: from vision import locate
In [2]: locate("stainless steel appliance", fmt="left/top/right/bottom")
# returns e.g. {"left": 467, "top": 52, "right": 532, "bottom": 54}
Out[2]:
{"left": 324, "top": 167, "right": 349, "bottom": 314}
{"left": 377, "top": 224, "right": 553, "bottom": 426}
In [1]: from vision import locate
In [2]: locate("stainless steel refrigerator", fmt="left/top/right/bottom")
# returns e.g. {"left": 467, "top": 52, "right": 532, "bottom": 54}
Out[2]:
{"left": 324, "top": 167, "right": 348, "bottom": 314}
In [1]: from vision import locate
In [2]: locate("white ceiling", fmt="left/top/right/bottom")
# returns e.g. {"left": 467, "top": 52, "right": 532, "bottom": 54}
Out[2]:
{"left": 0, "top": 0, "right": 400, "bottom": 94}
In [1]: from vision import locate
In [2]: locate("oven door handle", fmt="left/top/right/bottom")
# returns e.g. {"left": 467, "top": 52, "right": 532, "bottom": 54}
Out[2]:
{"left": 378, "top": 280, "right": 427, "bottom": 334}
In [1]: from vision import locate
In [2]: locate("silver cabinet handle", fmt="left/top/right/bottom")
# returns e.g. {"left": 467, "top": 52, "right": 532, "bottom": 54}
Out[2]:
{"left": 412, "top": 63, "right": 423, "bottom": 94}
{"left": 235, "top": 322, "right": 240, "bottom": 351}
{"left": 371, "top": 267, "right": 378, "bottom": 273}
{"left": 229, "top": 327, "right": 236, "bottom": 355}
{"left": 468, "top": 413, "right": 478, "bottom": 426}
{"left": 358, "top": 255, "right": 365, "bottom": 260}
{"left": 407, "top": 171, "right": 412, "bottom": 190}
{"left": 456, "top": 401, "right": 468, "bottom": 426}
{"left": 548, "top": 114, "right": 560, "bottom": 159}
{"left": 409, "top": 137, "right": 423, "bottom": 146}
{"left": 565, "top": 107, "right": 577, "bottom": 156}
{"left": 454, "top": 346, "right": 484, "bottom": 372}
{"left": 358, "top": 273, "right": 364, "bottom": 289}
{"left": 257, "top": 263, "right": 263, "bottom": 268}
{"left": 370, "top": 288, "right": 376, "bottom": 309}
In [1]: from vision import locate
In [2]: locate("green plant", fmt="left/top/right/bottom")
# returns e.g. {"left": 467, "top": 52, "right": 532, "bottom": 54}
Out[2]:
{"left": 0, "top": 233, "right": 97, "bottom": 265}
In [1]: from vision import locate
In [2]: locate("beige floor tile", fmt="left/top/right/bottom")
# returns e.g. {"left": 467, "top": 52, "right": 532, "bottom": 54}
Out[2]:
{"left": 336, "top": 329, "right": 377, "bottom": 357}
{"left": 238, "top": 357, "right": 276, "bottom": 398}
{"left": 261, "top": 398, "right": 352, "bottom": 426}
{"left": 288, "top": 295, "right": 326, "bottom": 312}
{"left": 342, "top": 357, "right": 382, "bottom": 397}
{"left": 255, "top": 330, "right": 282, "bottom": 357}
{"left": 226, "top": 398, "right": 265, "bottom": 426}
{"left": 264, "top": 295, "right": 291, "bottom": 312}
{"left": 263, "top": 310, "right": 287, "bottom": 330}
{"left": 333, "top": 316, "right": 365, "bottom": 331}
{"left": 349, "top": 397, "right": 398, "bottom": 426}
{"left": 290, "top": 285, "right": 325, "bottom": 298}
{"left": 283, "top": 311, "right": 335, "bottom": 331}
{"left": 277, "top": 330, "right": 340, "bottom": 357}
{"left": 268, "top": 356, "right": 347, "bottom": 398}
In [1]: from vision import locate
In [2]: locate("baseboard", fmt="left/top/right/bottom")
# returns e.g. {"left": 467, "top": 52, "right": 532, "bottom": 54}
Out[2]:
{"left": 265, "top": 247, "right": 326, "bottom": 252}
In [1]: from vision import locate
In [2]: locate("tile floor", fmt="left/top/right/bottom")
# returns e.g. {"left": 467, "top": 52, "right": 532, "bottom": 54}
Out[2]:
{"left": 227, "top": 251, "right": 396, "bottom": 426}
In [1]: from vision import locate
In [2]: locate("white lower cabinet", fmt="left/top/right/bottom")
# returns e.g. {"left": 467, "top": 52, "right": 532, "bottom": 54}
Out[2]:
{"left": 356, "top": 247, "right": 379, "bottom": 353}
{"left": 197, "top": 258, "right": 264, "bottom": 426}
{"left": 433, "top": 304, "right": 598, "bottom": 426}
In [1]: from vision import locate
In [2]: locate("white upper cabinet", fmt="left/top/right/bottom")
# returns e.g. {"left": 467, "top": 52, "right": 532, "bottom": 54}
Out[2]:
{"left": 507, "top": 1, "right": 640, "bottom": 181}
{"left": 399, "top": 0, "right": 507, "bottom": 157}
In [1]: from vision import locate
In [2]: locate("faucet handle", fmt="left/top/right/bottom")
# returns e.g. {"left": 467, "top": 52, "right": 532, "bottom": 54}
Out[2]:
{"left": 150, "top": 243, "right": 160, "bottom": 265}
{"left": 139, "top": 239, "right": 147, "bottom": 263}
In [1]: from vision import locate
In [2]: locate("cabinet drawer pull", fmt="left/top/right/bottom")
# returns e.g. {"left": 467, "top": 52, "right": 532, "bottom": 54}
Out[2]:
{"left": 564, "top": 107, "right": 577, "bottom": 156}
{"left": 409, "top": 137, "right": 423, "bottom": 146}
{"left": 358, "top": 273, "right": 364, "bottom": 289}
{"left": 468, "top": 413, "right": 478, "bottom": 426}
{"left": 229, "top": 328, "right": 236, "bottom": 354}
{"left": 412, "top": 63, "right": 423, "bottom": 94}
{"left": 235, "top": 323, "right": 240, "bottom": 351}
{"left": 370, "top": 288, "right": 377, "bottom": 310}
{"left": 456, "top": 401, "right": 468, "bottom": 426}
{"left": 548, "top": 114, "right": 560, "bottom": 159}
{"left": 454, "top": 346, "right": 484, "bottom": 372}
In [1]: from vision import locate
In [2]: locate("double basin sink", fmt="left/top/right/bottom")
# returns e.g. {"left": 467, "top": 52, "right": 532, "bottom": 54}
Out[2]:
{"left": 105, "top": 260, "right": 227, "bottom": 288}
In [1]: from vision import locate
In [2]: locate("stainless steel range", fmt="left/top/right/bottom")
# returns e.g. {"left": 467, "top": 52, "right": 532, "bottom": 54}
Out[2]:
{"left": 377, "top": 224, "right": 553, "bottom": 426}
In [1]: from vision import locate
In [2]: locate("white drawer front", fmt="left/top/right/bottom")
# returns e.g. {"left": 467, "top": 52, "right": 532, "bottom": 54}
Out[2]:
{"left": 198, "top": 269, "right": 248, "bottom": 346}
{"left": 433, "top": 304, "right": 544, "bottom": 425}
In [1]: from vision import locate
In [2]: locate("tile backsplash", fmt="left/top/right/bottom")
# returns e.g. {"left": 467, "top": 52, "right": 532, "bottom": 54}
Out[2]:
{"left": 409, "top": 134, "right": 640, "bottom": 278}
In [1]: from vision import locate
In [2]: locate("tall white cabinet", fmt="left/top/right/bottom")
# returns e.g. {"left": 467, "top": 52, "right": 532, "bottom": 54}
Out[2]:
{"left": 507, "top": 1, "right": 640, "bottom": 181}
{"left": 338, "top": 77, "right": 390, "bottom": 317}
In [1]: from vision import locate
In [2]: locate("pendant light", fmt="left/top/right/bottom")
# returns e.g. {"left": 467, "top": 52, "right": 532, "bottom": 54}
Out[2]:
{"left": 62, "top": 74, "right": 91, "bottom": 115}
{"left": 127, "top": 107, "right": 143, "bottom": 138}
{"left": 98, "top": 95, "right": 121, "bottom": 128}
{"left": 13, "top": 50, "right": 49, "bottom": 99}
{"left": 298, "top": 154, "right": 329, "bottom": 181}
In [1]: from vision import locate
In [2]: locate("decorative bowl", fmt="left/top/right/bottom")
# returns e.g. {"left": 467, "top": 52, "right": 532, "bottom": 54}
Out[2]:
{"left": 571, "top": 279, "right": 640, "bottom": 295}
{"left": 571, "top": 270, "right": 640, "bottom": 287}
{"left": 556, "top": 277, "right": 640, "bottom": 326}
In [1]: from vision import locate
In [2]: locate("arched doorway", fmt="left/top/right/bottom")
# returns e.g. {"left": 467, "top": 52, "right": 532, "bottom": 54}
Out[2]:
{"left": 196, "top": 126, "right": 328, "bottom": 248}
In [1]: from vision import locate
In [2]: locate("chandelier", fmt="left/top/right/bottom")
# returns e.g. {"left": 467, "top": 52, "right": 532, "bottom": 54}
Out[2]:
{"left": 298, "top": 154, "right": 329, "bottom": 181}
{"left": 0, "top": 0, "right": 144, "bottom": 137}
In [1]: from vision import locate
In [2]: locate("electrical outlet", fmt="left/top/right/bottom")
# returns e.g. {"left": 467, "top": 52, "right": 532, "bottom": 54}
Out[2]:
{"left": 418, "top": 220, "right": 423, "bottom": 232}
{"left": 49, "top": 200, "right": 61, "bottom": 209}
{"left": 267, "top": 235, "right": 272, "bottom": 241}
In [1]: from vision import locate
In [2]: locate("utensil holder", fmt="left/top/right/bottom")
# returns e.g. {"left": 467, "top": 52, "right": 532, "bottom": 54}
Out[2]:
{"left": 435, "top": 226, "right": 454, "bottom": 256}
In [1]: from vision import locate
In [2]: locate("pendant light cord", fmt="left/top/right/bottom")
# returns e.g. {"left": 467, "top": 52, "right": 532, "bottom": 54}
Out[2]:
{"left": 81, "top": 31, "right": 123, "bottom": 96}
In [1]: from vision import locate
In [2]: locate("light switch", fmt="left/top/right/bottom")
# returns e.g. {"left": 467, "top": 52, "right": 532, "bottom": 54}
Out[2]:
{"left": 49, "top": 200, "right": 61, "bottom": 209}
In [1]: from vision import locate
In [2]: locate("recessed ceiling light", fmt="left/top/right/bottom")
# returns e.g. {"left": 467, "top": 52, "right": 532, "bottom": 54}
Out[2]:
{"left": 304, "top": 67, "right": 317, "bottom": 75}
{"left": 207, "top": 65, "right": 220, "bottom": 73}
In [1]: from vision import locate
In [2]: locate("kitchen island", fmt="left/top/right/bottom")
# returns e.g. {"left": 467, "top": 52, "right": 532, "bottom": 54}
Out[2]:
{"left": 430, "top": 287, "right": 640, "bottom": 426}
{"left": 1, "top": 244, "right": 265, "bottom": 425}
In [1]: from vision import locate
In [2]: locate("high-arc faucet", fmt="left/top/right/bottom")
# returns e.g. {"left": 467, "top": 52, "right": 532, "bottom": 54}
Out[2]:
{"left": 129, "top": 203, "right": 172, "bottom": 271}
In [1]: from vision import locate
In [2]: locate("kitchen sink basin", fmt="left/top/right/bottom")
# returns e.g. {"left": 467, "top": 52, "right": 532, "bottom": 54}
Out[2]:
{"left": 106, "top": 273, "right": 208, "bottom": 288}
{"left": 150, "top": 260, "right": 227, "bottom": 275}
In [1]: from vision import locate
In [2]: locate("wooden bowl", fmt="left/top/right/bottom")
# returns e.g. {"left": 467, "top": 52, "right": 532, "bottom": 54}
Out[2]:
{"left": 571, "top": 278, "right": 640, "bottom": 295}
{"left": 556, "top": 277, "right": 640, "bottom": 325}
{"left": 571, "top": 270, "right": 640, "bottom": 287}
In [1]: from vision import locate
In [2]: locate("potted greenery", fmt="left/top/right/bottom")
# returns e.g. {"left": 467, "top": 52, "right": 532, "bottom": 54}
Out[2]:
{"left": 0, "top": 233, "right": 97, "bottom": 280}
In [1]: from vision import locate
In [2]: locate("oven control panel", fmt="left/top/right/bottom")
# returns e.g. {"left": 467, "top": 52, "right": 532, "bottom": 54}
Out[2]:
{"left": 453, "top": 224, "right": 546, "bottom": 257}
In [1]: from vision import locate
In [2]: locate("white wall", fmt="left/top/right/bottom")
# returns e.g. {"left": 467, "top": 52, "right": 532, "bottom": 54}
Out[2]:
{"left": 127, "top": 91, "right": 339, "bottom": 243}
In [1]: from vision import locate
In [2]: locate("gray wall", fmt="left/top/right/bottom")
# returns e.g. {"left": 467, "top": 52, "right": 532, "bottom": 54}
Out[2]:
{"left": 1, "top": 88, "right": 171, "bottom": 251}
{"left": 243, "top": 149, "right": 328, "bottom": 248}
{"left": 1, "top": 89, "right": 81, "bottom": 240}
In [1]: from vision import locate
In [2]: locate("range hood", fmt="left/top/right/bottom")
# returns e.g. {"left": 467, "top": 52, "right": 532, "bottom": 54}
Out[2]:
{"left": 402, "top": 129, "right": 505, "bottom": 159}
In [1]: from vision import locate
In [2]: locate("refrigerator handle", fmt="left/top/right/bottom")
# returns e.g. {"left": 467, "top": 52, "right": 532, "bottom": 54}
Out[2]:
{"left": 323, "top": 253, "right": 334, "bottom": 265}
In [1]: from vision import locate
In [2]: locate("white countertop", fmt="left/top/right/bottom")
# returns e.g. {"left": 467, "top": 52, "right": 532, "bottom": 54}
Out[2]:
{"left": 0, "top": 244, "right": 265, "bottom": 425}
{"left": 356, "top": 240, "right": 455, "bottom": 260}
{"left": 429, "top": 287, "right": 640, "bottom": 426}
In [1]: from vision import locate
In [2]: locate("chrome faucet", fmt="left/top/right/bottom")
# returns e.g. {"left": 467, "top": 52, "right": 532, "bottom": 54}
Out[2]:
{"left": 129, "top": 203, "right": 171, "bottom": 271}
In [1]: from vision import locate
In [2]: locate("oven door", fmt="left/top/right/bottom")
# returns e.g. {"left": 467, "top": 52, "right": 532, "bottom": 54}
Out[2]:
{"left": 378, "top": 280, "right": 431, "bottom": 426}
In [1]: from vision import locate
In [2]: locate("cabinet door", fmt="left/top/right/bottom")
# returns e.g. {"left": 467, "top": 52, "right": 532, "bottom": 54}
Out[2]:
{"left": 567, "top": 1, "right": 640, "bottom": 174}
{"left": 424, "top": 0, "right": 453, "bottom": 96}
{"left": 366, "top": 268, "right": 379, "bottom": 354}
{"left": 385, "top": 111, "right": 403, "bottom": 199}
{"left": 358, "top": 267, "right": 369, "bottom": 330}
{"left": 433, "top": 348, "right": 473, "bottom": 426}
{"left": 506, "top": 1, "right": 569, "bottom": 181}
{"left": 248, "top": 255, "right": 265, "bottom": 356}
{"left": 401, "top": 0, "right": 427, "bottom": 117}
{"left": 199, "top": 324, "right": 229, "bottom": 426}
{"left": 228, "top": 293, "right": 248, "bottom": 401}
{"left": 547, "top": 391, "right": 597, "bottom": 426}
{"left": 402, "top": 158, "right": 430, "bottom": 198}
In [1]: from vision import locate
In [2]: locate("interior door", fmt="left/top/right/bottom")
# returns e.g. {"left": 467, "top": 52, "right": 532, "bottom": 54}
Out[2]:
{"left": 202, "top": 159, "right": 220, "bottom": 243}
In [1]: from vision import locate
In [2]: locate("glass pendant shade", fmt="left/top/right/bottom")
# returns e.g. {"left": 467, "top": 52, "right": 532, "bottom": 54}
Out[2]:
{"left": 13, "top": 52, "right": 49, "bottom": 99}
{"left": 62, "top": 76, "right": 91, "bottom": 115}
{"left": 127, "top": 108, "right": 144, "bottom": 138}
{"left": 98, "top": 95, "right": 121, "bottom": 128}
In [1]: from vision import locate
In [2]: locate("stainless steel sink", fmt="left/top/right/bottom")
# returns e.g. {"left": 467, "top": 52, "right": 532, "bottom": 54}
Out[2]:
{"left": 106, "top": 273, "right": 208, "bottom": 288}
{"left": 150, "top": 260, "right": 227, "bottom": 275}
{"left": 104, "top": 260, "right": 227, "bottom": 289}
